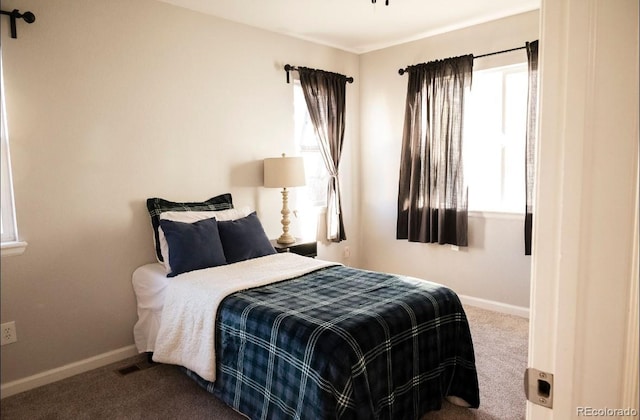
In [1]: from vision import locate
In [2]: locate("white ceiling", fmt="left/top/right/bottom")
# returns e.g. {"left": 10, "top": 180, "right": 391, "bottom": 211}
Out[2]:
{"left": 155, "top": 0, "right": 540, "bottom": 54}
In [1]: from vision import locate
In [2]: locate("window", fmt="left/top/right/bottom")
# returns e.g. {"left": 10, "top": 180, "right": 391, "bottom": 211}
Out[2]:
{"left": 293, "top": 79, "right": 328, "bottom": 208}
{"left": 292, "top": 79, "right": 328, "bottom": 239}
{"left": 463, "top": 63, "right": 528, "bottom": 214}
{"left": 1, "top": 51, "right": 26, "bottom": 255}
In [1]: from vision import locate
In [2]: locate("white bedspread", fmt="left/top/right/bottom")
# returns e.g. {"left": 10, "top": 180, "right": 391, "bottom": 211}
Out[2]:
{"left": 152, "top": 252, "right": 337, "bottom": 382}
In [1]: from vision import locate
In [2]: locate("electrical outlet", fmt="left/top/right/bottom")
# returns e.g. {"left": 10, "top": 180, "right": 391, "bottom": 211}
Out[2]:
{"left": 1, "top": 321, "right": 17, "bottom": 346}
{"left": 343, "top": 246, "right": 351, "bottom": 259}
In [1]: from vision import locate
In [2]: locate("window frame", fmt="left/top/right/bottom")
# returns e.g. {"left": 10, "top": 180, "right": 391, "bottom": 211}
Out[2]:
{"left": 290, "top": 78, "right": 330, "bottom": 240}
{"left": 1, "top": 51, "right": 27, "bottom": 256}
{"left": 292, "top": 78, "right": 329, "bottom": 209}
{"left": 463, "top": 62, "right": 529, "bottom": 216}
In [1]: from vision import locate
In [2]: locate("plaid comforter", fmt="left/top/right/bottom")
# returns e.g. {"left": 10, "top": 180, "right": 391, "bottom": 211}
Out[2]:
{"left": 187, "top": 265, "right": 479, "bottom": 420}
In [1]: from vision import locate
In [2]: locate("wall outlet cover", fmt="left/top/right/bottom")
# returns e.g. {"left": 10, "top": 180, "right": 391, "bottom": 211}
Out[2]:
{"left": 1, "top": 321, "right": 17, "bottom": 345}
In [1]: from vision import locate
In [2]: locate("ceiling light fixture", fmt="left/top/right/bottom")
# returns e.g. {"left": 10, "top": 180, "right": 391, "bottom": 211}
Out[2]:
{"left": 371, "top": 0, "right": 390, "bottom": 5}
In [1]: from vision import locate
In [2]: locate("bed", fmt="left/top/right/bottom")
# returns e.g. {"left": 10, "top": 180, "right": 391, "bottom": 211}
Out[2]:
{"left": 133, "top": 194, "right": 480, "bottom": 419}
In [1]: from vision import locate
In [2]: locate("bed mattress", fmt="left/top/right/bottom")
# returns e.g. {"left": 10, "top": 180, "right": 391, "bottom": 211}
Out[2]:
{"left": 132, "top": 262, "right": 169, "bottom": 353}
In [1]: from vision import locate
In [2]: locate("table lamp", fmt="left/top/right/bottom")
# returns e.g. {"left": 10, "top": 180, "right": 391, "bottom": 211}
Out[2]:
{"left": 264, "top": 153, "right": 306, "bottom": 245}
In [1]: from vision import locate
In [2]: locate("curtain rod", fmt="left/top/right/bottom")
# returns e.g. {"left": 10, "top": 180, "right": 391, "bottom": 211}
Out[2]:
{"left": 284, "top": 64, "right": 354, "bottom": 84}
{"left": 398, "top": 44, "right": 527, "bottom": 75}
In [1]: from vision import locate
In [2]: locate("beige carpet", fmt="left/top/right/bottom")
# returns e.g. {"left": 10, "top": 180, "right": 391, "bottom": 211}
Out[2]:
{"left": 0, "top": 305, "right": 528, "bottom": 420}
{"left": 423, "top": 305, "right": 529, "bottom": 420}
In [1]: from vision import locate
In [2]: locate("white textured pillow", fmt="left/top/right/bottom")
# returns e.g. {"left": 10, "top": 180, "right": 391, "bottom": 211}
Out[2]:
{"left": 158, "top": 206, "right": 253, "bottom": 273}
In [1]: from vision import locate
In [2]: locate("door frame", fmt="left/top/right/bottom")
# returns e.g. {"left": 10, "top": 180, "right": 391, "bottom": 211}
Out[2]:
{"left": 528, "top": 0, "right": 639, "bottom": 418}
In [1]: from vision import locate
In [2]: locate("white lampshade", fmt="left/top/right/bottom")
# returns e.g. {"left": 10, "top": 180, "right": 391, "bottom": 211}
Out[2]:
{"left": 264, "top": 155, "right": 306, "bottom": 188}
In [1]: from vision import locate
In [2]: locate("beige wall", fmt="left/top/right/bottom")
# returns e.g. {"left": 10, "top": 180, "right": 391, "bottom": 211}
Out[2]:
{"left": 0, "top": 0, "right": 359, "bottom": 384}
{"left": 357, "top": 11, "right": 539, "bottom": 309}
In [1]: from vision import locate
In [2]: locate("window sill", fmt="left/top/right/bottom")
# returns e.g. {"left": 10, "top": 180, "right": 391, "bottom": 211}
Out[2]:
{"left": 469, "top": 211, "right": 524, "bottom": 220}
{"left": 1, "top": 241, "right": 28, "bottom": 257}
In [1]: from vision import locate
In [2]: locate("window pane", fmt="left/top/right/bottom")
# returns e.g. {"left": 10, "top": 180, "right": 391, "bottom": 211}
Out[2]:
{"left": 464, "top": 63, "right": 527, "bottom": 213}
{"left": 501, "top": 69, "right": 528, "bottom": 213}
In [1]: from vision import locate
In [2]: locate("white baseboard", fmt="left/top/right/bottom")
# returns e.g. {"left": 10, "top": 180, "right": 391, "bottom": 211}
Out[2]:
{"left": 0, "top": 345, "right": 139, "bottom": 399}
{"left": 459, "top": 294, "right": 530, "bottom": 318}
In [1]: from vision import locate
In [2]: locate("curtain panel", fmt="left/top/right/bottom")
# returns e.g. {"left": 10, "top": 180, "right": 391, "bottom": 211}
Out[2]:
{"left": 396, "top": 55, "right": 473, "bottom": 246}
{"left": 525, "top": 40, "right": 539, "bottom": 255}
{"left": 298, "top": 67, "right": 348, "bottom": 242}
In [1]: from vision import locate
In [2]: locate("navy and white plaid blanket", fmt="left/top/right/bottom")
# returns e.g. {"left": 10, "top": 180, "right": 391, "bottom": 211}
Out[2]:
{"left": 186, "top": 265, "right": 479, "bottom": 420}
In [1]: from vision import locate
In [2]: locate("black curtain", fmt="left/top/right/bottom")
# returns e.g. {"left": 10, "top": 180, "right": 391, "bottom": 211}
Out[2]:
{"left": 525, "top": 41, "right": 539, "bottom": 255}
{"left": 396, "top": 55, "right": 473, "bottom": 246}
{"left": 298, "top": 67, "right": 348, "bottom": 242}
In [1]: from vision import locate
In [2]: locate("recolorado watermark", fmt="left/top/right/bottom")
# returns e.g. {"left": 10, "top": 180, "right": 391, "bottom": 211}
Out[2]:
{"left": 577, "top": 407, "right": 638, "bottom": 417}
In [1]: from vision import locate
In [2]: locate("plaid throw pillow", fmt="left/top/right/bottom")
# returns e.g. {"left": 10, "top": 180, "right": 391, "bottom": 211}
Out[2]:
{"left": 146, "top": 193, "right": 233, "bottom": 262}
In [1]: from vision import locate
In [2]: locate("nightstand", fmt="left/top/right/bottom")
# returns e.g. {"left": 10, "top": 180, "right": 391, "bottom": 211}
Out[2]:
{"left": 270, "top": 239, "right": 317, "bottom": 258}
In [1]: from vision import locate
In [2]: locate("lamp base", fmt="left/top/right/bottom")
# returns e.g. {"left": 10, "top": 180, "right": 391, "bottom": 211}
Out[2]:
{"left": 276, "top": 187, "right": 296, "bottom": 245}
{"left": 276, "top": 233, "right": 296, "bottom": 245}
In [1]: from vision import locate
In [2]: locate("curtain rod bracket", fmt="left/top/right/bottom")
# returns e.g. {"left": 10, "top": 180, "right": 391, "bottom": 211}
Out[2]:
{"left": 0, "top": 9, "right": 36, "bottom": 39}
{"left": 284, "top": 64, "right": 293, "bottom": 83}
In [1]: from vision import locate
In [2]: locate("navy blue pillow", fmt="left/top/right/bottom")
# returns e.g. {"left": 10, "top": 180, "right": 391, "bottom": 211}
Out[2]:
{"left": 217, "top": 212, "right": 276, "bottom": 264}
{"left": 147, "top": 193, "right": 233, "bottom": 262}
{"left": 159, "top": 217, "right": 227, "bottom": 277}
